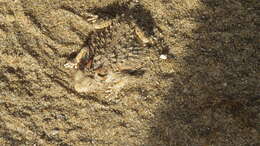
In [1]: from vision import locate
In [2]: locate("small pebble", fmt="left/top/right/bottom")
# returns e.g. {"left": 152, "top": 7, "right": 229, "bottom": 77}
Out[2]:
{"left": 160, "top": 54, "right": 167, "bottom": 60}
{"left": 50, "top": 130, "right": 59, "bottom": 136}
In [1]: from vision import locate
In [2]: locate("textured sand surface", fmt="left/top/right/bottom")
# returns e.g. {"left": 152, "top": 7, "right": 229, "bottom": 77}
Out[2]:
{"left": 0, "top": 0, "right": 259, "bottom": 145}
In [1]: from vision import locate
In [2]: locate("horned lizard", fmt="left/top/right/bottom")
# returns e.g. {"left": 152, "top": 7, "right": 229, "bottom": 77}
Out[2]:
{"left": 64, "top": 11, "right": 155, "bottom": 94}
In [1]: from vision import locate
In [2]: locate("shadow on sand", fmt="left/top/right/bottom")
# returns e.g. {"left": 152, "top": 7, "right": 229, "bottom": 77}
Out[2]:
{"left": 148, "top": 0, "right": 259, "bottom": 145}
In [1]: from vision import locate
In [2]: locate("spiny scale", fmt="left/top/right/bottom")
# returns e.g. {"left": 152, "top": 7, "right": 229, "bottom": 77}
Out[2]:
{"left": 82, "top": 19, "right": 150, "bottom": 72}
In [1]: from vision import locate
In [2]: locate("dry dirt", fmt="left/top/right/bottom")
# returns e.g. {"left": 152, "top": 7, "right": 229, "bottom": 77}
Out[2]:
{"left": 0, "top": 0, "right": 259, "bottom": 145}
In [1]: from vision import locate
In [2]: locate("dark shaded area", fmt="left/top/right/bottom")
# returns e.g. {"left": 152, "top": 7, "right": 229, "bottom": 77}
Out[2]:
{"left": 148, "top": 0, "right": 260, "bottom": 145}
{"left": 66, "top": 50, "right": 80, "bottom": 61}
{"left": 88, "top": 1, "right": 156, "bottom": 36}
{"left": 121, "top": 68, "right": 146, "bottom": 77}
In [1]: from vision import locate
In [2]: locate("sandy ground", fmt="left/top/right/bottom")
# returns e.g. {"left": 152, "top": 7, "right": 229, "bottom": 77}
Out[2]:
{"left": 0, "top": 0, "right": 259, "bottom": 145}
